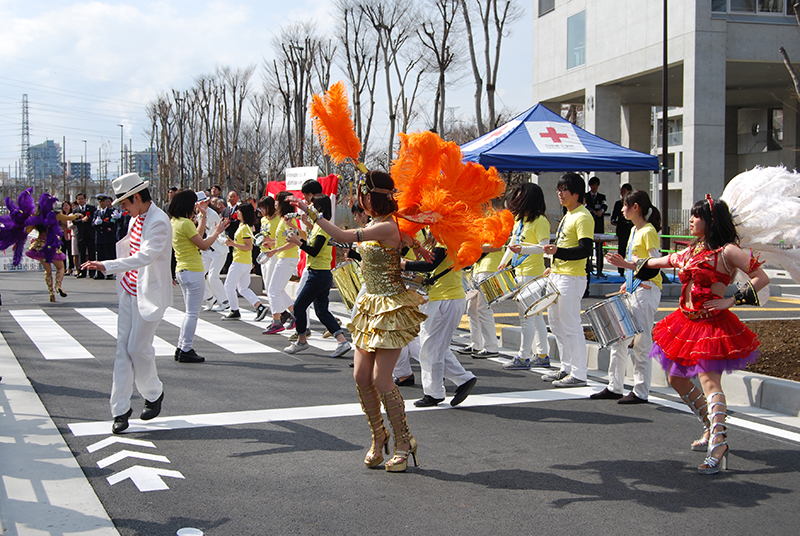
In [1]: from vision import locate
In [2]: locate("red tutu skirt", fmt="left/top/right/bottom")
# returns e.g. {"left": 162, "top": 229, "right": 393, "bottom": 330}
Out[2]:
{"left": 649, "top": 308, "right": 759, "bottom": 377}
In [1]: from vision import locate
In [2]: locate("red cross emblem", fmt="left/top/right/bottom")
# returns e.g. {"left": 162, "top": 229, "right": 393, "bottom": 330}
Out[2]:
{"left": 539, "top": 127, "right": 569, "bottom": 143}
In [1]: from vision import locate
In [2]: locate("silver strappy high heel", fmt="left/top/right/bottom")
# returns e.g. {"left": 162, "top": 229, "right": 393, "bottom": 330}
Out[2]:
{"left": 680, "top": 386, "right": 710, "bottom": 452}
{"left": 698, "top": 392, "right": 729, "bottom": 475}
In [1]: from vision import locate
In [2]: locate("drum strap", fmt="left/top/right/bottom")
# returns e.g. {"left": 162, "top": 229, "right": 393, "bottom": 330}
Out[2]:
{"left": 625, "top": 228, "right": 641, "bottom": 293}
{"left": 510, "top": 221, "right": 529, "bottom": 268}
{"left": 422, "top": 268, "right": 451, "bottom": 289}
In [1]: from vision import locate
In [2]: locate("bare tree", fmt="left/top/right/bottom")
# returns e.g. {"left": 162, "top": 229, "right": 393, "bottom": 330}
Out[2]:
{"left": 780, "top": 2, "right": 800, "bottom": 102}
{"left": 460, "top": 0, "right": 523, "bottom": 135}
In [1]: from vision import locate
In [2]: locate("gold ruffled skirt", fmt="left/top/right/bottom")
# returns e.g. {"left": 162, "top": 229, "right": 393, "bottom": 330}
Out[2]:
{"left": 347, "top": 290, "right": 427, "bottom": 352}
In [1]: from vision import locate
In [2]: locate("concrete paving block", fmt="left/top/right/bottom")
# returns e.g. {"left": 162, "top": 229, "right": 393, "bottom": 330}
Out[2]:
{"left": 760, "top": 377, "right": 800, "bottom": 417}
{"left": 722, "top": 373, "right": 764, "bottom": 407}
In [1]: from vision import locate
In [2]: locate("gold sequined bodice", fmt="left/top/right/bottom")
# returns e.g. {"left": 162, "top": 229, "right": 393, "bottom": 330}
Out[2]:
{"left": 358, "top": 241, "right": 407, "bottom": 296}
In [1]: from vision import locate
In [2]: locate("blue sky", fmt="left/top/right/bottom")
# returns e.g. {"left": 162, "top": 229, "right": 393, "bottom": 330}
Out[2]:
{"left": 0, "top": 0, "right": 532, "bottom": 179}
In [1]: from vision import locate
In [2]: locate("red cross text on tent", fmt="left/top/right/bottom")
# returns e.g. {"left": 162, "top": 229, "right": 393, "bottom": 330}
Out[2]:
{"left": 539, "top": 127, "right": 569, "bottom": 143}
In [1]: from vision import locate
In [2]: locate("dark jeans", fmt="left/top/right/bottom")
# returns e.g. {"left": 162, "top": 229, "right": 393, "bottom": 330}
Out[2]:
{"left": 294, "top": 269, "right": 342, "bottom": 336}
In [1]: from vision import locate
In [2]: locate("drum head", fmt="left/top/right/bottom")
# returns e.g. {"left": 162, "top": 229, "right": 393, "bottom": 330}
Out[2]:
{"left": 523, "top": 292, "right": 559, "bottom": 317}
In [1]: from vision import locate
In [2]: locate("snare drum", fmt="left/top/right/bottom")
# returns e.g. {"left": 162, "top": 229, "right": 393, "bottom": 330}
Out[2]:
{"left": 462, "top": 272, "right": 478, "bottom": 301}
{"left": 514, "top": 275, "right": 559, "bottom": 317}
{"left": 582, "top": 294, "right": 643, "bottom": 348}
{"left": 254, "top": 232, "right": 267, "bottom": 248}
{"left": 332, "top": 261, "right": 364, "bottom": 310}
{"left": 256, "top": 251, "right": 269, "bottom": 265}
{"left": 477, "top": 267, "right": 521, "bottom": 305}
{"left": 401, "top": 271, "right": 429, "bottom": 299}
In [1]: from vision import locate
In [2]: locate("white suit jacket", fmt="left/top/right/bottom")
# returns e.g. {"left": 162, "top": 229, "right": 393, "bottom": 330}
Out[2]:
{"left": 105, "top": 203, "right": 173, "bottom": 322}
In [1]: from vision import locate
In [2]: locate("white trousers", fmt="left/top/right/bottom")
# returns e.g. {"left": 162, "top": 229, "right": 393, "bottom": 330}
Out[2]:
{"left": 419, "top": 299, "right": 475, "bottom": 399}
{"left": 465, "top": 272, "right": 499, "bottom": 352}
{"left": 267, "top": 257, "right": 296, "bottom": 314}
{"left": 111, "top": 291, "right": 163, "bottom": 417}
{"left": 393, "top": 337, "right": 421, "bottom": 378}
{"left": 260, "top": 254, "right": 278, "bottom": 299}
{"left": 176, "top": 269, "right": 205, "bottom": 351}
{"left": 224, "top": 261, "right": 259, "bottom": 310}
{"left": 607, "top": 284, "right": 661, "bottom": 399}
{"left": 203, "top": 251, "right": 227, "bottom": 304}
{"left": 516, "top": 274, "right": 549, "bottom": 358}
{"left": 548, "top": 273, "right": 587, "bottom": 381}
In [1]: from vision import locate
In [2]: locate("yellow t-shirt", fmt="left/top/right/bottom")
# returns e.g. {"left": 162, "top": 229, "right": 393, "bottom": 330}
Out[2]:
{"left": 171, "top": 217, "right": 204, "bottom": 272}
{"left": 475, "top": 250, "right": 503, "bottom": 274}
{"left": 306, "top": 225, "right": 333, "bottom": 270}
{"left": 232, "top": 224, "right": 254, "bottom": 265}
{"left": 552, "top": 204, "right": 594, "bottom": 277}
{"left": 627, "top": 223, "right": 663, "bottom": 290}
{"left": 403, "top": 230, "right": 427, "bottom": 261}
{"left": 275, "top": 219, "right": 299, "bottom": 259}
{"left": 259, "top": 215, "right": 279, "bottom": 250}
{"left": 513, "top": 215, "right": 550, "bottom": 277}
{"left": 427, "top": 248, "right": 465, "bottom": 302}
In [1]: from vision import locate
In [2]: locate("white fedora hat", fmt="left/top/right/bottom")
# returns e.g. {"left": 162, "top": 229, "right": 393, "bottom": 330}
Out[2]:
{"left": 112, "top": 173, "right": 150, "bottom": 205}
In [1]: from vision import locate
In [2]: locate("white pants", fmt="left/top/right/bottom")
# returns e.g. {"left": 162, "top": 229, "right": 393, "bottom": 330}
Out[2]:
{"left": 393, "top": 337, "right": 421, "bottom": 378}
{"left": 224, "top": 261, "right": 259, "bottom": 310}
{"left": 419, "top": 299, "right": 475, "bottom": 399}
{"left": 516, "top": 274, "right": 549, "bottom": 358}
{"left": 608, "top": 284, "right": 661, "bottom": 399}
{"left": 465, "top": 272, "right": 499, "bottom": 352}
{"left": 260, "top": 254, "right": 278, "bottom": 299}
{"left": 111, "top": 291, "right": 163, "bottom": 417}
{"left": 548, "top": 273, "right": 587, "bottom": 381}
{"left": 203, "top": 251, "right": 226, "bottom": 304}
{"left": 176, "top": 269, "right": 205, "bottom": 351}
{"left": 267, "top": 257, "right": 296, "bottom": 314}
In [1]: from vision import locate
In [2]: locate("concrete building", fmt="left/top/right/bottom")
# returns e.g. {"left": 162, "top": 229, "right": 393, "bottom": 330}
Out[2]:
{"left": 29, "top": 140, "right": 63, "bottom": 183}
{"left": 531, "top": 0, "right": 800, "bottom": 220}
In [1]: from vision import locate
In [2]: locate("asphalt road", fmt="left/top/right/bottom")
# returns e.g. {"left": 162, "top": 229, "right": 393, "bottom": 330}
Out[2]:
{"left": 2, "top": 270, "right": 800, "bottom": 536}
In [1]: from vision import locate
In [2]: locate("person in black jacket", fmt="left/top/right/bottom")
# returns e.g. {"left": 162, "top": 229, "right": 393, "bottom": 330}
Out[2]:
{"left": 221, "top": 190, "right": 240, "bottom": 274}
{"left": 585, "top": 176, "right": 607, "bottom": 278}
{"left": 93, "top": 194, "right": 117, "bottom": 279}
{"left": 609, "top": 183, "right": 634, "bottom": 276}
{"left": 73, "top": 192, "right": 97, "bottom": 278}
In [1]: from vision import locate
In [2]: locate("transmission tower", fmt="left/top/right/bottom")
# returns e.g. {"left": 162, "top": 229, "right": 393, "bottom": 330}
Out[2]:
{"left": 21, "top": 94, "right": 30, "bottom": 185}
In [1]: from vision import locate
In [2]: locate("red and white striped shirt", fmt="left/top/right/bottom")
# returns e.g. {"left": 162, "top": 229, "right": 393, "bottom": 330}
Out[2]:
{"left": 121, "top": 213, "right": 147, "bottom": 296}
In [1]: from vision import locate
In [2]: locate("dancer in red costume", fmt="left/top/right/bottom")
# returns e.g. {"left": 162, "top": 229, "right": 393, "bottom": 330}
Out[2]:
{"left": 635, "top": 194, "right": 769, "bottom": 474}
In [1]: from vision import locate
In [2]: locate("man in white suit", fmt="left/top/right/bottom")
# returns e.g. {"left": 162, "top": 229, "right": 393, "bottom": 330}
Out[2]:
{"left": 82, "top": 173, "right": 173, "bottom": 433}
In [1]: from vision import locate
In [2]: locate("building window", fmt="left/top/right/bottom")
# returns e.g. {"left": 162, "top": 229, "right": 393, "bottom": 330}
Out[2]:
{"left": 539, "top": 0, "right": 555, "bottom": 16}
{"left": 768, "top": 108, "right": 784, "bottom": 151}
{"left": 715, "top": 0, "right": 788, "bottom": 13}
{"left": 759, "top": 0, "right": 786, "bottom": 13}
{"left": 567, "top": 10, "right": 586, "bottom": 69}
{"left": 712, "top": 0, "right": 728, "bottom": 11}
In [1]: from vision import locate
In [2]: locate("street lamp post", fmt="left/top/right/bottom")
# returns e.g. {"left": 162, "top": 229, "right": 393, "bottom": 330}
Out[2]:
{"left": 117, "top": 124, "right": 124, "bottom": 175}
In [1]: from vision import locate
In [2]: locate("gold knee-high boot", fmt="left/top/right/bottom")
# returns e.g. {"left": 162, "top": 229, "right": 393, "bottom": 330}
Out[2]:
{"left": 45, "top": 272, "right": 55, "bottom": 302}
{"left": 56, "top": 269, "right": 67, "bottom": 297}
{"left": 380, "top": 386, "right": 418, "bottom": 472}
{"left": 357, "top": 384, "right": 389, "bottom": 467}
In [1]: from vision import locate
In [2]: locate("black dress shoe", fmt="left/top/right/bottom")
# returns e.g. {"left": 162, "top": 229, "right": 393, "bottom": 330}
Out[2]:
{"left": 589, "top": 387, "right": 623, "bottom": 400}
{"left": 618, "top": 392, "right": 648, "bottom": 404}
{"left": 394, "top": 374, "right": 415, "bottom": 387}
{"left": 414, "top": 395, "right": 444, "bottom": 407}
{"left": 178, "top": 349, "right": 205, "bottom": 363}
{"left": 112, "top": 408, "right": 132, "bottom": 434}
{"left": 140, "top": 392, "right": 164, "bottom": 420}
{"left": 451, "top": 377, "right": 477, "bottom": 407}
{"left": 174, "top": 348, "right": 180, "bottom": 361}
{"left": 76, "top": 273, "right": 86, "bottom": 279}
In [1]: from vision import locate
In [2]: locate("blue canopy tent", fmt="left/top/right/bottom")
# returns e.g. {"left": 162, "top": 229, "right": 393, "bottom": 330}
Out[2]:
{"left": 461, "top": 103, "right": 659, "bottom": 173}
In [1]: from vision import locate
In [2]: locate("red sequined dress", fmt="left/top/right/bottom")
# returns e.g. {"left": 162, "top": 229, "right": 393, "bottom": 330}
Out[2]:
{"left": 649, "top": 244, "right": 761, "bottom": 377}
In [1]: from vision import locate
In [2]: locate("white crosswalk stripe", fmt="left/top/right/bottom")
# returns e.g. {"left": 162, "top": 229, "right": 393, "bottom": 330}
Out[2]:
{"left": 163, "top": 307, "right": 278, "bottom": 354}
{"left": 77, "top": 307, "right": 175, "bottom": 356}
{"left": 9, "top": 309, "right": 94, "bottom": 360}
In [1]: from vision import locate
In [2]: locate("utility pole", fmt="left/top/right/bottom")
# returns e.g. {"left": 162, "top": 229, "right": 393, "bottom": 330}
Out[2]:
{"left": 117, "top": 124, "right": 124, "bottom": 175}
{"left": 660, "top": 0, "right": 670, "bottom": 252}
{"left": 82, "top": 140, "right": 88, "bottom": 195}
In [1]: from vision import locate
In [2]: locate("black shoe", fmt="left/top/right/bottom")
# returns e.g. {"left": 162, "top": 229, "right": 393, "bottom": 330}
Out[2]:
{"left": 174, "top": 348, "right": 180, "bottom": 361}
{"left": 222, "top": 310, "right": 241, "bottom": 320}
{"left": 414, "top": 395, "right": 445, "bottom": 407}
{"left": 112, "top": 408, "right": 132, "bottom": 434}
{"left": 589, "top": 387, "right": 623, "bottom": 400}
{"left": 94, "top": 275, "right": 105, "bottom": 280}
{"left": 76, "top": 273, "right": 86, "bottom": 279}
{"left": 395, "top": 374, "right": 415, "bottom": 387}
{"left": 140, "top": 392, "right": 164, "bottom": 420}
{"left": 178, "top": 349, "right": 205, "bottom": 363}
{"left": 618, "top": 392, "right": 648, "bottom": 404}
{"left": 473, "top": 350, "right": 499, "bottom": 359}
{"left": 106, "top": 274, "right": 115, "bottom": 280}
{"left": 455, "top": 345, "right": 475, "bottom": 355}
{"left": 451, "top": 377, "right": 477, "bottom": 407}
{"left": 348, "top": 362, "right": 354, "bottom": 368}
{"left": 254, "top": 304, "right": 269, "bottom": 322}
{"left": 280, "top": 310, "right": 291, "bottom": 324}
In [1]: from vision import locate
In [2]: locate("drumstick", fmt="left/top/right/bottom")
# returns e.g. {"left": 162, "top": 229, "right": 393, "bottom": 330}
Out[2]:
{"left": 604, "top": 290, "right": 624, "bottom": 297}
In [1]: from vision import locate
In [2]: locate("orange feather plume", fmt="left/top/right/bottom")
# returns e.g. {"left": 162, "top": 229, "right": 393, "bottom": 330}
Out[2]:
{"left": 309, "top": 81, "right": 362, "bottom": 165}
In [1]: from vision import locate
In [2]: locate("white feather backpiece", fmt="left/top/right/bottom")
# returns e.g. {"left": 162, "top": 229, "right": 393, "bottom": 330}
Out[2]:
{"left": 720, "top": 166, "right": 800, "bottom": 284}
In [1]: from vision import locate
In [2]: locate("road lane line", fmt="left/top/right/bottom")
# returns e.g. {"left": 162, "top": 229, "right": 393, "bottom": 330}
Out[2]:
{"left": 77, "top": 307, "right": 175, "bottom": 356}
{"left": 163, "top": 307, "right": 277, "bottom": 354}
{"left": 9, "top": 309, "right": 93, "bottom": 360}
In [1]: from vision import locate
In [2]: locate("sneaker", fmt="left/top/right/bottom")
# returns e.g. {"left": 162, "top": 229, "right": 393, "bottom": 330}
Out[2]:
{"left": 503, "top": 356, "right": 531, "bottom": 370}
{"left": 222, "top": 310, "right": 241, "bottom": 320}
{"left": 284, "top": 341, "right": 309, "bottom": 354}
{"left": 263, "top": 322, "right": 285, "bottom": 335}
{"left": 473, "top": 349, "right": 499, "bottom": 359}
{"left": 284, "top": 317, "right": 296, "bottom": 330}
{"left": 414, "top": 395, "right": 445, "bottom": 407}
{"left": 203, "top": 299, "right": 217, "bottom": 312}
{"left": 529, "top": 355, "right": 551, "bottom": 368}
{"left": 553, "top": 375, "right": 587, "bottom": 388}
{"left": 212, "top": 300, "right": 230, "bottom": 312}
{"left": 456, "top": 345, "right": 476, "bottom": 355}
{"left": 330, "top": 341, "right": 352, "bottom": 358}
{"left": 542, "top": 370, "right": 569, "bottom": 382}
{"left": 253, "top": 304, "right": 270, "bottom": 322}
{"left": 288, "top": 330, "right": 311, "bottom": 342}
{"left": 322, "top": 330, "right": 333, "bottom": 339}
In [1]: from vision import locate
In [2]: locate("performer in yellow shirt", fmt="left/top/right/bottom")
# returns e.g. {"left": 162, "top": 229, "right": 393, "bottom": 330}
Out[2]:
{"left": 542, "top": 173, "right": 594, "bottom": 387}
{"left": 596, "top": 190, "right": 663, "bottom": 404}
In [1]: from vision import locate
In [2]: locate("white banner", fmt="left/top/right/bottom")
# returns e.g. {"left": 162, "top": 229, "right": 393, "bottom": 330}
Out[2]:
{"left": 285, "top": 166, "right": 319, "bottom": 191}
{"left": 525, "top": 121, "right": 587, "bottom": 153}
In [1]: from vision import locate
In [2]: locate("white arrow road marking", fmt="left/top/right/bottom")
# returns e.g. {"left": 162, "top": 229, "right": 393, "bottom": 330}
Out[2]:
{"left": 107, "top": 465, "right": 185, "bottom": 492}
{"left": 97, "top": 449, "right": 170, "bottom": 469}
{"left": 76, "top": 307, "right": 176, "bottom": 356}
{"left": 163, "top": 307, "right": 277, "bottom": 354}
{"left": 87, "top": 436, "right": 156, "bottom": 453}
{"left": 9, "top": 309, "right": 93, "bottom": 359}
